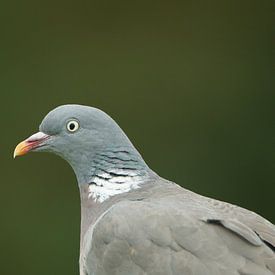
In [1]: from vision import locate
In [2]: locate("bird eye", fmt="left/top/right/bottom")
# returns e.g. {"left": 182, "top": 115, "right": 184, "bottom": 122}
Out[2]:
{"left": 66, "top": 120, "right": 79, "bottom": 133}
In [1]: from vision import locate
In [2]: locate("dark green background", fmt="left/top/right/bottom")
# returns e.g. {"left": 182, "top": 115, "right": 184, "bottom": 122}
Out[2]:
{"left": 1, "top": 0, "right": 274, "bottom": 274}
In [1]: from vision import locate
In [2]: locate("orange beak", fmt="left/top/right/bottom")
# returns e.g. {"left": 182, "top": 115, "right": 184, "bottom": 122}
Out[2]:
{"left": 13, "top": 132, "right": 50, "bottom": 158}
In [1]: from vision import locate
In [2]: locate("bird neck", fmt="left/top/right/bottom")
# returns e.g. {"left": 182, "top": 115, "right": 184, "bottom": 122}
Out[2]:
{"left": 77, "top": 147, "right": 155, "bottom": 203}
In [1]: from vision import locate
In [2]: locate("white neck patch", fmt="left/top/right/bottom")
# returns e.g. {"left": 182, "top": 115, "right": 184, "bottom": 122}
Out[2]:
{"left": 88, "top": 169, "right": 147, "bottom": 203}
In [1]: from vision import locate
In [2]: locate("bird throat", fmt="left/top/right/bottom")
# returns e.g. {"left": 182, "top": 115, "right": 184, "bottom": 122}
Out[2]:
{"left": 85, "top": 148, "right": 152, "bottom": 203}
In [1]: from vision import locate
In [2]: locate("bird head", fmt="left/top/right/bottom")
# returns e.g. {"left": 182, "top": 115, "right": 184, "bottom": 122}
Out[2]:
{"left": 13, "top": 104, "right": 145, "bottom": 184}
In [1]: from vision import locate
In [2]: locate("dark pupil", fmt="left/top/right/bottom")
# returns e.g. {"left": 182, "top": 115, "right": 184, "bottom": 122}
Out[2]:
{"left": 69, "top": 123, "right": 75, "bottom": 130}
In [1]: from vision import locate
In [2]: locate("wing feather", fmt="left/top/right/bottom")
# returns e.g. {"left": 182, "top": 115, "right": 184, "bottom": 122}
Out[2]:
{"left": 83, "top": 199, "right": 275, "bottom": 275}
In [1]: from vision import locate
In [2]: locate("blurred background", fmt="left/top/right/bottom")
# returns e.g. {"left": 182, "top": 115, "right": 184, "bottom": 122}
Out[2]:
{"left": 0, "top": 0, "right": 274, "bottom": 274}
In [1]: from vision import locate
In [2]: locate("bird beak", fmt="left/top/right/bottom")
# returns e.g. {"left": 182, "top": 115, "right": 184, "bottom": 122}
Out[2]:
{"left": 13, "top": 132, "right": 50, "bottom": 158}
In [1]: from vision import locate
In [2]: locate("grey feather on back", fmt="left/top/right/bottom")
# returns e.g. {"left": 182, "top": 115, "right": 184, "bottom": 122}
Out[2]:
{"left": 205, "top": 219, "right": 263, "bottom": 246}
{"left": 81, "top": 180, "right": 275, "bottom": 275}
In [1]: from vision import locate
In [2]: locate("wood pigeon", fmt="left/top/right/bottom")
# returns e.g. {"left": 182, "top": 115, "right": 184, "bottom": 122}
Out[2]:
{"left": 14, "top": 104, "right": 275, "bottom": 275}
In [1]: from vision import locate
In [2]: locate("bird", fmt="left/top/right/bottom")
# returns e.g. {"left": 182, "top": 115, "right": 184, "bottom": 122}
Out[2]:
{"left": 14, "top": 104, "right": 274, "bottom": 275}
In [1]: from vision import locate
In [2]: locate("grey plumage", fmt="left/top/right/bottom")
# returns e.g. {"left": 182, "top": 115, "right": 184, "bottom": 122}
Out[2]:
{"left": 15, "top": 104, "right": 275, "bottom": 275}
